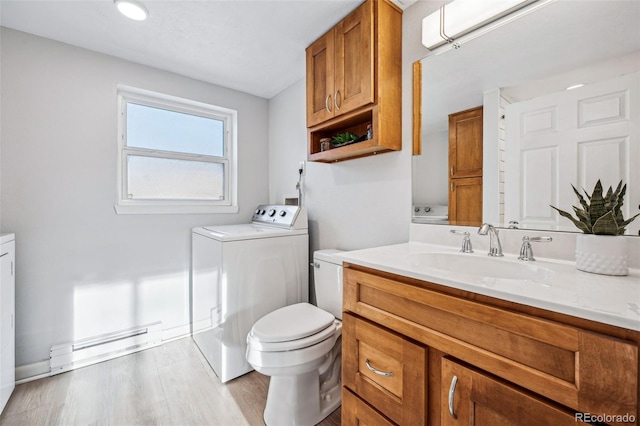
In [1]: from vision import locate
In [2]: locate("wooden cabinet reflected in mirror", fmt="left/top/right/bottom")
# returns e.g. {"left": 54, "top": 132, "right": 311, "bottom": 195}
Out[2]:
{"left": 448, "top": 107, "right": 483, "bottom": 226}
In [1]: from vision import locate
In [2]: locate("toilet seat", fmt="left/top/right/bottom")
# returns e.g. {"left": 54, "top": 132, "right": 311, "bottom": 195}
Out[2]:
{"left": 248, "top": 321, "right": 337, "bottom": 352}
{"left": 248, "top": 303, "right": 336, "bottom": 352}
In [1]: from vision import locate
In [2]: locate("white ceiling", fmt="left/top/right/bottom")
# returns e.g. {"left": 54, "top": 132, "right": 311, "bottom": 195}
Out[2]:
{"left": 0, "top": 0, "right": 405, "bottom": 99}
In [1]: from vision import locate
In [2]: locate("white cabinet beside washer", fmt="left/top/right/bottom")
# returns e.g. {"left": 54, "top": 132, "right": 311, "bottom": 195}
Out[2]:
{"left": 0, "top": 233, "right": 15, "bottom": 413}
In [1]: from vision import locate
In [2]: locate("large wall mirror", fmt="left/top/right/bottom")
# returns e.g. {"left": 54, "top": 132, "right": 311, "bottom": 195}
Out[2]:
{"left": 412, "top": 0, "right": 640, "bottom": 236}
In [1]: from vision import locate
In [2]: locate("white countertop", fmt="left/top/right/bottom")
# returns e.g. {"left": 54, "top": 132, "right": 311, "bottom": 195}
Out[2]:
{"left": 337, "top": 242, "right": 640, "bottom": 331}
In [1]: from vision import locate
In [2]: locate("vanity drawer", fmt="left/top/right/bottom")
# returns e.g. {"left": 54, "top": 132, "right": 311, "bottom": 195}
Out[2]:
{"left": 344, "top": 267, "right": 638, "bottom": 420}
{"left": 342, "top": 388, "right": 395, "bottom": 426}
{"left": 343, "top": 313, "right": 427, "bottom": 425}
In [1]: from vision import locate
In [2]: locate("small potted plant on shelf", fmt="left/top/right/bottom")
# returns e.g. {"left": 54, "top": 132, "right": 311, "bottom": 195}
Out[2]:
{"left": 331, "top": 132, "right": 360, "bottom": 147}
{"left": 551, "top": 180, "right": 639, "bottom": 276}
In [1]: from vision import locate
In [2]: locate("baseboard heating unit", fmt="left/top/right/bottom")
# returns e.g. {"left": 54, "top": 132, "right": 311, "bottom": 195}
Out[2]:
{"left": 50, "top": 322, "right": 163, "bottom": 374}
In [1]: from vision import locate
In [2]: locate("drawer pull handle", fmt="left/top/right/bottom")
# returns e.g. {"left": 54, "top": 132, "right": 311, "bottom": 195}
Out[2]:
{"left": 365, "top": 359, "right": 394, "bottom": 377}
{"left": 448, "top": 375, "right": 458, "bottom": 419}
{"left": 325, "top": 94, "right": 332, "bottom": 113}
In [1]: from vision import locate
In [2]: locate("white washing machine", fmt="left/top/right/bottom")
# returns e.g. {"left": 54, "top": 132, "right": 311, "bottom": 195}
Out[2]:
{"left": 191, "top": 205, "right": 308, "bottom": 383}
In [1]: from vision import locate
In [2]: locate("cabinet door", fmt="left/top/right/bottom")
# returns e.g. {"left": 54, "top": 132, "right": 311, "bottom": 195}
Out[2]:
{"left": 306, "top": 30, "right": 335, "bottom": 127}
{"left": 0, "top": 243, "right": 15, "bottom": 413}
{"left": 442, "top": 358, "right": 576, "bottom": 426}
{"left": 449, "top": 106, "right": 483, "bottom": 179}
{"left": 343, "top": 313, "right": 427, "bottom": 425}
{"left": 449, "top": 176, "right": 482, "bottom": 226}
{"left": 334, "top": 0, "right": 373, "bottom": 117}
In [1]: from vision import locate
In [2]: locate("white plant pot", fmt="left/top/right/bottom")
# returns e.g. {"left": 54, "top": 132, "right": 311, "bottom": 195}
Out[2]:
{"left": 575, "top": 234, "right": 629, "bottom": 276}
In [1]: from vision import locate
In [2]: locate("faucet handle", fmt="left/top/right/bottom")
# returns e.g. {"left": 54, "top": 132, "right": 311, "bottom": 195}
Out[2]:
{"left": 450, "top": 230, "right": 473, "bottom": 253}
{"left": 518, "top": 236, "right": 552, "bottom": 261}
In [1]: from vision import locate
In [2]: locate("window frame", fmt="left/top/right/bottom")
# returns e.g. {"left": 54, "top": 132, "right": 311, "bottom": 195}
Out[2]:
{"left": 115, "top": 84, "right": 238, "bottom": 214}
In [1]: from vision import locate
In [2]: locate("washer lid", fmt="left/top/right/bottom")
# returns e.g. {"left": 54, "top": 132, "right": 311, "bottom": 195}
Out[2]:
{"left": 251, "top": 303, "right": 335, "bottom": 343}
{"left": 195, "top": 224, "right": 306, "bottom": 241}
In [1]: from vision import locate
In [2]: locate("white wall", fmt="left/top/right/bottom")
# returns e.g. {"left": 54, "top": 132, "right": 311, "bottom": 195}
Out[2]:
{"left": 0, "top": 28, "right": 269, "bottom": 373}
{"left": 412, "top": 129, "right": 448, "bottom": 206}
{"left": 268, "top": 79, "right": 308, "bottom": 206}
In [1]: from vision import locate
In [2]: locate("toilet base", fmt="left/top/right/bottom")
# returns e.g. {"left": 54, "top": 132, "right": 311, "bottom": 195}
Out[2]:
{"left": 263, "top": 369, "right": 341, "bottom": 426}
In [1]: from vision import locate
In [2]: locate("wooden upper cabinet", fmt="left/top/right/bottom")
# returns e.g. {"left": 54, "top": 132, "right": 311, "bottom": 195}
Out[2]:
{"left": 449, "top": 106, "right": 483, "bottom": 179}
{"left": 306, "top": 1, "right": 373, "bottom": 128}
{"left": 306, "top": 31, "right": 335, "bottom": 127}
{"left": 306, "top": 0, "right": 402, "bottom": 163}
{"left": 334, "top": 1, "right": 373, "bottom": 118}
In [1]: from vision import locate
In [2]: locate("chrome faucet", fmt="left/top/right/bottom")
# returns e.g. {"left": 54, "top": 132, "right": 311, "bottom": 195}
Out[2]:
{"left": 477, "top": 223, "right": 503, "bottom": 257}
{"left": 518, "top": 236, "right": 552, "bottom": 261}
{"left": 450, "top": 230, "right": 473, "bottom": 253}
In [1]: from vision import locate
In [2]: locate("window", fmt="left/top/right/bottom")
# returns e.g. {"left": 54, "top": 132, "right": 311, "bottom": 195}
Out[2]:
{"left": 116, "top": 85, "right": 238, "bottom": 214}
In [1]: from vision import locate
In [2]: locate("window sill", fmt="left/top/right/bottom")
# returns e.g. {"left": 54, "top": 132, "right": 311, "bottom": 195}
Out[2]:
{"left": 114, "top": 202, "right": 239, "bottom": 215}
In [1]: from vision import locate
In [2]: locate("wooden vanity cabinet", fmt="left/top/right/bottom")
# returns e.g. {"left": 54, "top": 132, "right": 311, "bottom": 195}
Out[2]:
{"left": 306, "top": 0, "right": 402, "bottom": 163}
{"left": 341, "top": 265, "right": 639, "bottom": 425}
{"left": 448, "top": 106, "right": 483, "bottom": 225}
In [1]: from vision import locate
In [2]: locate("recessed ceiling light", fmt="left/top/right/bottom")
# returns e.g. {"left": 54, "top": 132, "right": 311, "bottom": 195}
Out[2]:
{"left": 115, "top": 0, "right": 148, "bottom": 21}
{"left": 566, "top": 84, "right": 584, "bottom": 91}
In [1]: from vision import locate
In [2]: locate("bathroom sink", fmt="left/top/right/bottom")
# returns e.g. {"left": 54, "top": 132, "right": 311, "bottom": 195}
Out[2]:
{"left": 408, "top": 252, "right": 554, "bottom": 282}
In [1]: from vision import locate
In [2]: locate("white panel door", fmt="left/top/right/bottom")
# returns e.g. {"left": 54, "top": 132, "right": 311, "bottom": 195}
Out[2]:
{"left": 505, "top": 71, "right": 639, "bottom": 234}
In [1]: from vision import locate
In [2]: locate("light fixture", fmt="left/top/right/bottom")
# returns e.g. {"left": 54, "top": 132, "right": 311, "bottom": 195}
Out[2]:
{"left": 115, "top": 0, "right": 149, "bottom": 21}
{"left": 422, "top": 0, "right": 548, "bottom": 51}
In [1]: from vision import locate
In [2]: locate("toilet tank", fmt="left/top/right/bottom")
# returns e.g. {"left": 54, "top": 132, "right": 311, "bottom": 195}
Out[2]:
{"left": 313, "top": 249, "right": 344, "bottom": 320}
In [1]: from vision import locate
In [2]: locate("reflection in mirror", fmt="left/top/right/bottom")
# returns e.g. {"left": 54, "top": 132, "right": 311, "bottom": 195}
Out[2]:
{"left": 412, "top": 0, "right": 640, "bottom": 235}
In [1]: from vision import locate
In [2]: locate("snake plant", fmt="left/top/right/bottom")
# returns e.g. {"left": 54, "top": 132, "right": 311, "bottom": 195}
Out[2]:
{"left": 331, "top": 132, "right": 359, "bottom": 146}
{"left": 551, "top": 180, "right": 639, "bottom": 235}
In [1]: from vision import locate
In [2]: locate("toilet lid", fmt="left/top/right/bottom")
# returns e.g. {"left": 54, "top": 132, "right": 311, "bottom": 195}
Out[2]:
{"left": 247, "top": 320, "right": 337, "bottom": 352}
{"left": 250, "top": 302, "right": 335, "bottom": 343}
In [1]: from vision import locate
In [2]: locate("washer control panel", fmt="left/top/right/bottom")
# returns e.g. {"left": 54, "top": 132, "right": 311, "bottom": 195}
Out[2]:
{"left": 252, "top": 205, "right": 303, "bottom": 228}
{"left": 412, "top": 205, "right": 449, "bottom": 224}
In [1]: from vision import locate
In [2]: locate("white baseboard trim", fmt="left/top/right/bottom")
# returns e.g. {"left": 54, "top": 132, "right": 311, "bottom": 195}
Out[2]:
{"left": 15, "top": 325, "right": 192, "bottom": 384}
{"left": 162, "top": 324, "right": 192, "bottom": 343}
{"left": 16, "top": 361, "right": 50, "bottom": 384}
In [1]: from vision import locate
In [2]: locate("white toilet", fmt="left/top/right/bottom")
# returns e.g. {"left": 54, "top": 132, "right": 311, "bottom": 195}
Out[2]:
{"left": 246, "top": 249, "right": 343, "bottom": 426}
